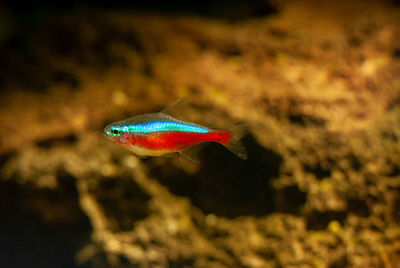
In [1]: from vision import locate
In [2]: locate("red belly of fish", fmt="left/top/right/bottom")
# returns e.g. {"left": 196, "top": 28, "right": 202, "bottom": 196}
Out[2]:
{"left": 129, "top": 130, "right": 230, "bottom": 151}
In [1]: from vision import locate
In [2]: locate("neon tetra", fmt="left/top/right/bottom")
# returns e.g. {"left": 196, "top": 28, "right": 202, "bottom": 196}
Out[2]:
{"left": 104, "top": 107, "right": 247, "bottom": 162}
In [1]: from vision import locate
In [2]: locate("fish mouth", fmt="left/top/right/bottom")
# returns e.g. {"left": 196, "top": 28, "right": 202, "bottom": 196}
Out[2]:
{"left": 103, "top": 128, "right": 112, "bottom": 140}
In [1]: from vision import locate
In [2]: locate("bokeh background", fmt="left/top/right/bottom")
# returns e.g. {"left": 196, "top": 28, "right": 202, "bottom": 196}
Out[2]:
{"left": 1, "top": 0, "right": 400, "bottom": 267}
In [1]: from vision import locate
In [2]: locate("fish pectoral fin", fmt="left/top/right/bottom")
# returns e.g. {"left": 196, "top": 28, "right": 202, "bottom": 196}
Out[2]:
{"left": 179, "top": 143, "right": 206, "bottom": 164}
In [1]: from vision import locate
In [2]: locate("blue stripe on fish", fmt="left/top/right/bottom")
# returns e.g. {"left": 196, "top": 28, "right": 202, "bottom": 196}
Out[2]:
{"left": 115, "top": 121, "right": 210, "bottom": 134}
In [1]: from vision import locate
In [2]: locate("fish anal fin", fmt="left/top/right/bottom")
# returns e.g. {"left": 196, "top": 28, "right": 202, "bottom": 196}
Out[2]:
{"left": 162, "top": 152, "right": 177, "bottom": 158}
{"left": 179, "top": 143, "right": 206, "bottom": 164}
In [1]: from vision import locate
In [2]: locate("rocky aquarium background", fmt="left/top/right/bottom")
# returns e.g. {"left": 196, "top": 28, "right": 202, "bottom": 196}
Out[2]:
{"left": 1, "top": 0, "right": 400, "bottom": 267}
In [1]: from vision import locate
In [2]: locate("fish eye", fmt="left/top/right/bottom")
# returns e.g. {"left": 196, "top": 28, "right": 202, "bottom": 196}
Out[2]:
{"left": 110, "top": 128, "right": 121, "bottom": 137}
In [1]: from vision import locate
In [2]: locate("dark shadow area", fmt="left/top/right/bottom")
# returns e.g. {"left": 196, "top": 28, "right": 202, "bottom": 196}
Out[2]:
{"left": 92, "top": 176, "right": 151, "bottom": 231}
{"left": 0, "top": 1, "right": 278, "bottom": 96}
{"left": 3, "top": 1, "right": 279, "bottom": 22}
{"left": 329, "top": 256, "right": 349, "bottom": 268}
{"left": 304, "top": 162, "right": 332, "bottom": 180}
{"left": 347, "top": 153, "right": 362, "bottom": 171}
{"left": 36, "top": 134, "right": 78, "bottom": 149}
{"left": 169, "top": 258, "right": 195, "bottom": 268}
{"left": 288, "top": 113, "right": 326, "bottom": 127}
{"left": 52, "top": 69, "right": 80, "bottom": 89}
{"left": 148, "top": 135, "right": 283, "bottom": 218}
{"left": 347, "top": 198, "right": 370, "bottom": 217}
{"left": 391, "top": 192, "right": 400, "bottom": 225}
{"left": 307, "top": 198, "right": 370, "bottom": 230}
{"left": 274, "top": 185, "right": 307, "bottom": 214}
{"left": 392, "top": 48, "right": 400, "bottom": 58}
{"left": 0, "top": 151, "right": 17, "bottom": 168}
{"left": 306, "top": 211, "right": 347, "bottom": 230}
{"left": 0, "top": 173, "right": 91, "bottom": 268}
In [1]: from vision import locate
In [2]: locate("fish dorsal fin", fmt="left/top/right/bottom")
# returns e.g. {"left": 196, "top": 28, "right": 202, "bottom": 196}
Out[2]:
{"left": 160, "top": 97, "right": 214, "bottom": 128}
{"left": 161, "top": 97, "right": 187, "bottom": 115}
{"left": 179, "top": 143, "right": 206, "bottom": 164}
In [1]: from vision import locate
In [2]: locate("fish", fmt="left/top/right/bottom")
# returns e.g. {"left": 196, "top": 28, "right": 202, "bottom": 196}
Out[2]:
{"left": 103, "top": 102, "right": 247, "bottom": 162}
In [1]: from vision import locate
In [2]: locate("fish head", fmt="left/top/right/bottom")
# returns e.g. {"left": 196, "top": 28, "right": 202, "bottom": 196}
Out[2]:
{"left": 104, "top": 123, "right": 127, "bottom": 144}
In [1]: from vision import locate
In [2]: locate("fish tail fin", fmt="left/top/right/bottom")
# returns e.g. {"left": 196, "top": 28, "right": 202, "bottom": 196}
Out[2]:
{"left": 223, "top": 125, "right": 248, "bottom": 160}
